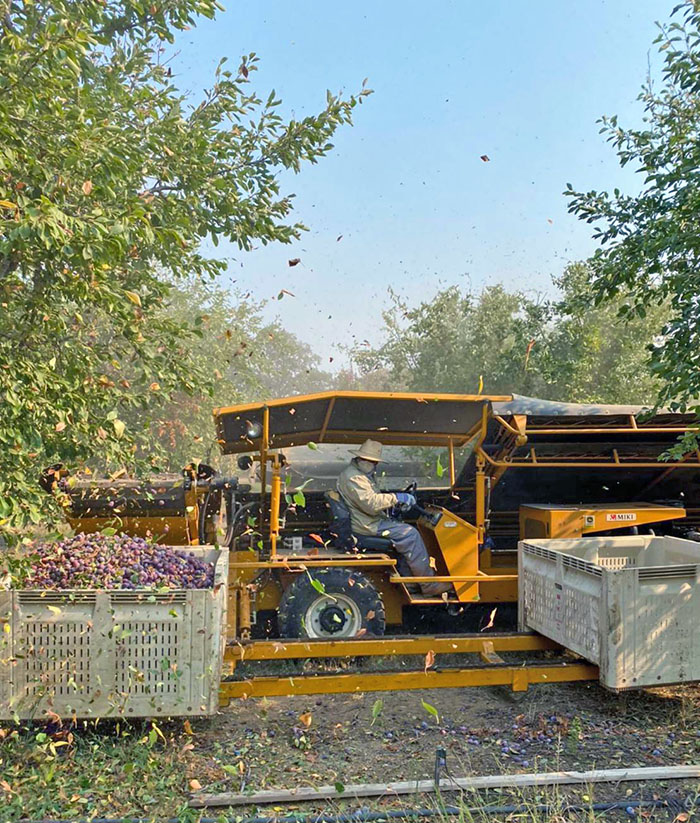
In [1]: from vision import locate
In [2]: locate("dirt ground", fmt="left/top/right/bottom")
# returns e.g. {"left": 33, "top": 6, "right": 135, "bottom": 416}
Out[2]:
{"left": 186, "top": 676, "right": 700, "bottom": 812}
{"left": 4, "top": 672, "right": 700, "bottom": 820}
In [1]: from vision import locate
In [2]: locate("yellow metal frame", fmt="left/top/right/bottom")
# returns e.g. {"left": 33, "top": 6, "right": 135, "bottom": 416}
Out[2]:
{"left": 220, "top": 632, "right": 597, "bottom": 701}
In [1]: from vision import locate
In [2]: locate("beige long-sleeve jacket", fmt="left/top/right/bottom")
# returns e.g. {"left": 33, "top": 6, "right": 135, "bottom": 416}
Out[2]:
{"left": 337, "top": 462, "right": 398, "bottom": 535}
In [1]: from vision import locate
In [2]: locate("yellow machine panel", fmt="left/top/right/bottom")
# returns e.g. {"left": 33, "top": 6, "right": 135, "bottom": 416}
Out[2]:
{"left": 519, "top": 502, "right": 686, "bottom": 540}
{"left": 418, "top": 507, "right": 480, "bottom": 601}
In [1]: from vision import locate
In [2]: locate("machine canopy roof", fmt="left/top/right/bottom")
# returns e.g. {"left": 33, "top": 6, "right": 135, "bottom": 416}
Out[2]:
{"left": 213, "top": 391, "right": 505, "bottom": 454}
{"left": 214, "top": 392, "right": 696, "bottom": 455}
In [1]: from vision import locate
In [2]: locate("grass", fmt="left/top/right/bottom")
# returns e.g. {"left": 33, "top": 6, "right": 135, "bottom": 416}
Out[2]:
{"left": 0, "top": 719, "right": 198, "bottom": 821}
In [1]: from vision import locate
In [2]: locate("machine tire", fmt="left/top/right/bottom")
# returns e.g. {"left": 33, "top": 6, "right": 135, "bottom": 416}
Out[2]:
{"left": 278, "top": 568, "right": 386, "bottom": 639}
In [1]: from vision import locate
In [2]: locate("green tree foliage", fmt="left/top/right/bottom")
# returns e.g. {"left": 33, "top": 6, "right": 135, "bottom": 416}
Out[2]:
{"left": 353, "top": 271, "right": 667, "bottom": 404}
{"left": 0, "top": 1, "right": 368, "bottom": 534}
{"left": 564, "top": 2, "right": 700, "bottom": 415}
{"left": 353, "top": 285, "right": 552, "bottom": 396}
{"left": 146, "top": 279, "right": 331, "bottom": 469}
{"left": 544, "top": 262, "right": 667, "bottom": 404}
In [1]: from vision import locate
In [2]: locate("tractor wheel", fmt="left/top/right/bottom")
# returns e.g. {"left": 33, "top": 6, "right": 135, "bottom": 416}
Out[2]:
{"left": 278, "top": 568, "right": 386, "bottom": 639}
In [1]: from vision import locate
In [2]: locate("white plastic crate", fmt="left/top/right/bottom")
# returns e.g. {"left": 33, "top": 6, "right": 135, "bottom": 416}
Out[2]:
{"left": 0, "top": 547, "right": 228, "bottom": 720}
{"left": 518, "top": 535, "right": 700, "bottom": 690}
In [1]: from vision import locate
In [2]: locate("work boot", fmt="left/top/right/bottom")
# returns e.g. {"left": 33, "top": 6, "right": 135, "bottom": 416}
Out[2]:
{"left": 421, "top": 580, "right": 453, "bottom": 597}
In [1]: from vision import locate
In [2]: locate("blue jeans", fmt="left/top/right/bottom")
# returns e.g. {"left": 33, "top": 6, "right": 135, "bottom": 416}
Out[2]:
{"left": 375, "top": 519, "right": 434, "bottom": 577}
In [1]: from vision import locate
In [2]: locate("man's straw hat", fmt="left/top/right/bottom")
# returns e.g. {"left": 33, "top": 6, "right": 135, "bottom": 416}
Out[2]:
{"left": 350, "top": 439, "right": 384, "bottom": 463}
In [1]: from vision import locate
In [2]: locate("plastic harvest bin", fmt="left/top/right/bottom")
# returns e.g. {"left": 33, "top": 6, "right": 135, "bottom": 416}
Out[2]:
{"left": 518, "top": 535, "right": 700, "bottom": 690}
{"left": 0, "top": 546, "right": 228, "bottom": 720}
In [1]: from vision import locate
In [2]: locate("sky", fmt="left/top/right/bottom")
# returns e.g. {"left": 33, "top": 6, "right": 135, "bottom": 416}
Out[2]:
{"left": 171, "top": 0, "right": 676, "bottom": 369}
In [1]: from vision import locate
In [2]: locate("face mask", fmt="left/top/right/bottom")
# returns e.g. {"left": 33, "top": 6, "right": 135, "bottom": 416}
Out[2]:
{"left": 356, "top": 458, "right": 377, "bottom": 475}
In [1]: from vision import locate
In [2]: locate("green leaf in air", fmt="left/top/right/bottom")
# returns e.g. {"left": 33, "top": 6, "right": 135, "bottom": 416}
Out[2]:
{"left": 436, "top": 454, "right": 445, "bottom": 478}
{"left": 309, "top": 576, "right": 326, "bottom": 594}
{"left": 371, "top": 697, "right": 383, "bottom": 725}
{"left": 421, "top": 699, "right": 440, "bottom": 723}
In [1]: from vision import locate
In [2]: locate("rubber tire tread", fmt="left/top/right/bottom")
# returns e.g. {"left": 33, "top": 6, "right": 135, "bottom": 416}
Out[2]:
{"left": 278, "top": 567, "right": 386, "bottom": 639}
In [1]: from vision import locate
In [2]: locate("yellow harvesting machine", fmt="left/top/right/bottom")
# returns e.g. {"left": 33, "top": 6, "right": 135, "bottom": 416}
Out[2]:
{"left": 57, "top": 391, "right": 698, "bottom": 638}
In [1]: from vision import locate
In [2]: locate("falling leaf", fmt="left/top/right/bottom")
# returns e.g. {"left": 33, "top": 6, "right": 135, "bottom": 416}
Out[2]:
{"left": 214, "top": 369, "right": 222, "bottom": 379}
{"left": 436, "top": 454, "right": 445, "bottom": 478}
{"left": 335, "top": 781, "right": 345, "bottom": 794}
{"left": 480, "top": 155, "right": 490, "bottom": 162}
{"left": 309, "top": 575, "right": 325, "bottom": 594}
{"left": 54, "top": 421, "right": 66, "bottom": 432}
{"left": 421, "top": 700, "right": 440, "bottom": 723}
{"left": 371, "top": 698, "right": 383, "bottom": 725}
{"left": 81, "top": 180, "right": 93, "bottom": 195}
{"left": 366, "top": 610, "right": 375, "bottom": 620}
{"left": 183, "top": 719, "right": 193, "bottom": 736}
{"left": 189, "top": 779, "right": 202, "bottom": 791}
{"left": 47, "top": 605, "right": 62, "bottom": 615}
{"left": 547, "top": 218, "right": 553, "bottom": 224}
{"left": 424, "top": 650, "right": 436, "bottom": 672}
{"left": 524, "top": 339, "right": 536, "bottom": 370}
{"left": 481, "top": 607, "right": 498, "bottom": 631}
{"left": 336, "top": 235, "right": 343, "bottom": 242}
{"left": 149, "top": 382, "right": 160, "bottom": 391}
{"left": 113, "top": 419, "right": 126, "bottom": 438}
{"left": 299, "top": 712, "right": 313, "bottom": 727}
{"left": 124, "top": 291, "right": 141, "bottom": 307}
{"left": 477, "top": 374, "right": 484, "bottom": 395}
{"left": 277, "top": 288, "right": 296, "bottom": 299}
{"left": 307, "top": 441, "right": 319, "bottom": 450}
{"left": 288, "top": 258, "right": 301, "bottom": 267}
{"left": 309, "top": 533, "right": 325, "bottom": 545}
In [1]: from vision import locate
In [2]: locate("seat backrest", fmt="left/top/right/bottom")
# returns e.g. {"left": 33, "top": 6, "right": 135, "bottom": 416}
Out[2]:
{"left": 324, "top": 490, "right": 356, "bottom": 550}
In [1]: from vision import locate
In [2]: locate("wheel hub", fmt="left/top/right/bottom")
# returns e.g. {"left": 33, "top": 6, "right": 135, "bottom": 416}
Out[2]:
{"left": 304, "top": 593, "right": 362, "bottom": 639}
{"left": 318, "top": 604, "right": 347, "bottom": 634}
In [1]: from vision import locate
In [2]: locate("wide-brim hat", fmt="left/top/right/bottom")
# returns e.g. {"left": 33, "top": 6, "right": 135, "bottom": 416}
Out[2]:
{"left": 350, "top": 438, "right": 384, "bottom": 463}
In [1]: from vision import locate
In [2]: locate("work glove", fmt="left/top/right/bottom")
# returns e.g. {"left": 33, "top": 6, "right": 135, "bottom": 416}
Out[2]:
{"left": 395, "top": 492, "right": 417, "bottom": 507}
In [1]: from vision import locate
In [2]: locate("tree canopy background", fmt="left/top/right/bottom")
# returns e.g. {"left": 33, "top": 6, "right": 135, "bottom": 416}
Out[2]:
{"left": 2, "top": 0, "right": 696, "bottom": 538}
{"left": 0, "top": 0, "right": 368, "bottom": 534}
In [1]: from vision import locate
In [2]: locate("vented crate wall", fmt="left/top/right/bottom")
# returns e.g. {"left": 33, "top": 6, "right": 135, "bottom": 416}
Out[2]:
{"left": 0, "top": 547, "right": 228, "bottom": 720}
{"left": 518, "top": 536, "right": 700, "bottom": 690}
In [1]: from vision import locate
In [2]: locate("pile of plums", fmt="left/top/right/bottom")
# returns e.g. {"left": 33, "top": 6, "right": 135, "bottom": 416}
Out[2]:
{"left": 23, "top": 533, "right": 215, "bottom": 590}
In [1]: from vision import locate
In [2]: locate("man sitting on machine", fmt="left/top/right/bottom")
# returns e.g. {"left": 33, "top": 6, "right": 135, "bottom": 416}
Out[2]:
{"left": 337, "top": 439, "right": 452, "bottom": 597}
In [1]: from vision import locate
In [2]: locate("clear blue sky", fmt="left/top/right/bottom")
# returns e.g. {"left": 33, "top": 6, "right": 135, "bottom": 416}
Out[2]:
{"left": 172, "top": 1, "right": 675, "bottom": 368}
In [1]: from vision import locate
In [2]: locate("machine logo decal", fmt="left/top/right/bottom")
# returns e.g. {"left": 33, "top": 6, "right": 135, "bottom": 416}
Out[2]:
{"left": 606, "top": 513, "right": 637, "bottom": 522}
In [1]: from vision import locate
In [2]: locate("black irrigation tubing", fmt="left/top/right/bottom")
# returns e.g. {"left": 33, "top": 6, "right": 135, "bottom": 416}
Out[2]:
{"left": 18, "top": 795, "right": 696, "bottom": 823}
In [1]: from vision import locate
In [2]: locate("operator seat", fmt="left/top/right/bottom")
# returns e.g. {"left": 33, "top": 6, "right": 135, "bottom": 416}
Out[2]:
{"left": 324, "top": 490, "right": 394, "bottom": 552}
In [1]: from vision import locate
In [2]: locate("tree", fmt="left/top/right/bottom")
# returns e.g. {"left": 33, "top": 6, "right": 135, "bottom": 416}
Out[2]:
{"left": 565, "top": 2, "right": 700, "bottom": 418}
{"left": 145, "top": 279, "right": 332, "bottom": 470}
{"left": 352, "top": 285, "right": 552, "bottom": 396}
{"left": 543, "top": 262, "right": 668, "bottom": 405}
{"left": 0, "top": 1, "right": 368, "bottom": 535}
{"left": 353, "top": 275, "right": 668, "bottom": 407}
